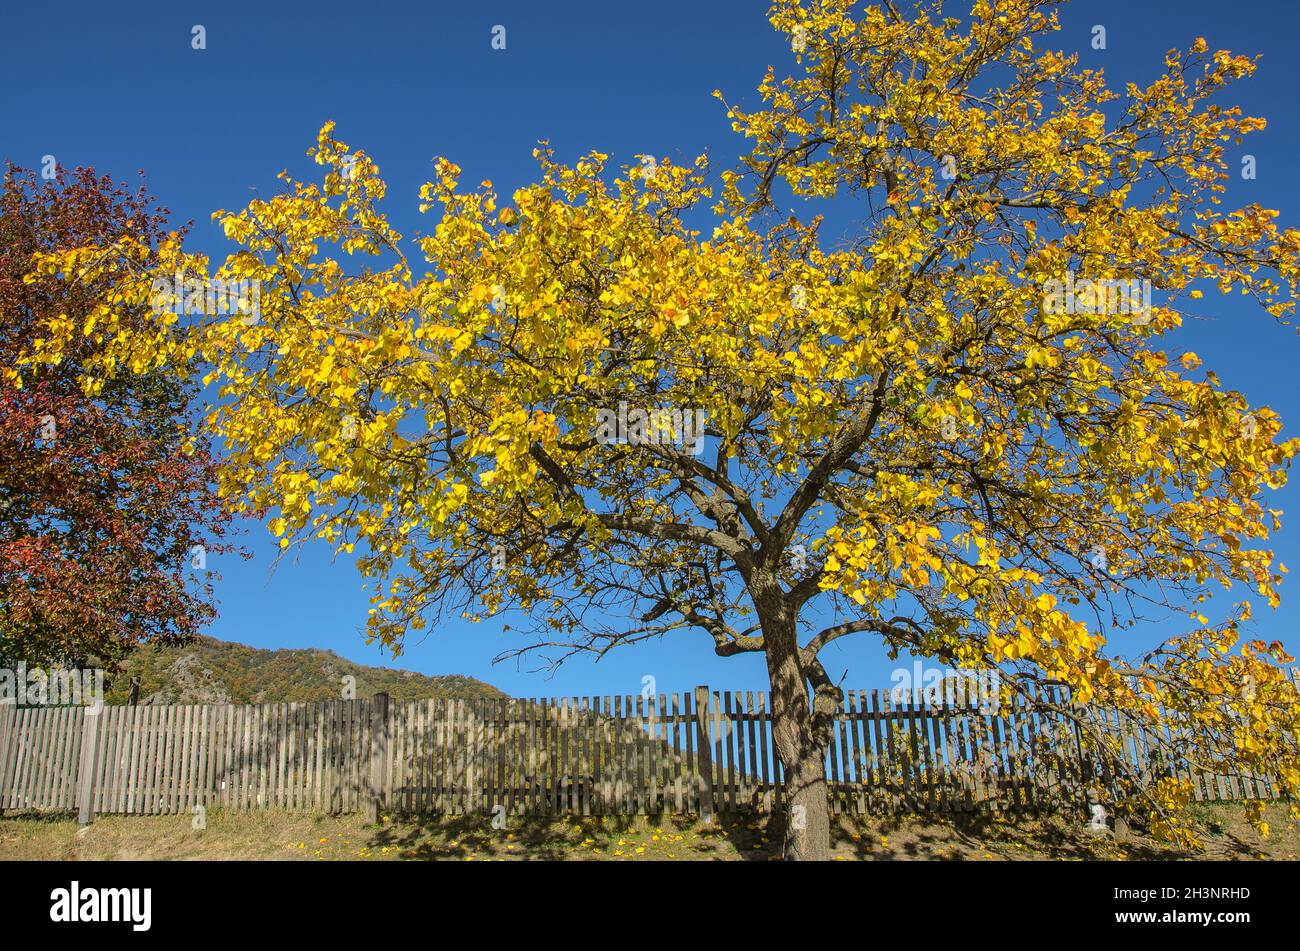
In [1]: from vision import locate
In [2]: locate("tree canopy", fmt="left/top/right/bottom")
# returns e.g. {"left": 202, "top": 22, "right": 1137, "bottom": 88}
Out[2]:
{"left": 0, "top": 165, "right": 234, "bottom": 668}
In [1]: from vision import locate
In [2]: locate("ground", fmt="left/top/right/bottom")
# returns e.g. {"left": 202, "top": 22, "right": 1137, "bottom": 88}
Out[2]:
{"left": 0, "top": 802, "right": 1293, "bottom": 861}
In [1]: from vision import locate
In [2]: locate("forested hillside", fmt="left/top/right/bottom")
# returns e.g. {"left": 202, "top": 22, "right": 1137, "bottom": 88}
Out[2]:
{"left": 102, "top": 636, "right": 505, "bottom": 705}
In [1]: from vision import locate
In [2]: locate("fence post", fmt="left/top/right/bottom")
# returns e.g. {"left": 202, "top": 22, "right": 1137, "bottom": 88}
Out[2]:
{"left": 0, "top": 703, "right": 14, "bottom": 817}
{"left": 693, "top": 686, "right": 714, "bottom": 824}
{"left": 76, "top": 709, "right": 102, "bottom": 826}
{"left": 366, "top": 692, "right": 390, "bottom": 824}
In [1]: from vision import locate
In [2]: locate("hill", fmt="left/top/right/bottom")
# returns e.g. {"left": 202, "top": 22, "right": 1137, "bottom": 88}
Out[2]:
{"left": 101, "top": 636, "right": 505, "bottom": 705}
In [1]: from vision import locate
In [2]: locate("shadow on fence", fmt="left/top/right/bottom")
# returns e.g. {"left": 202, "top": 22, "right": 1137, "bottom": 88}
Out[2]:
{"left": 1, "top": 677, "right": 1293, "bottom": 826}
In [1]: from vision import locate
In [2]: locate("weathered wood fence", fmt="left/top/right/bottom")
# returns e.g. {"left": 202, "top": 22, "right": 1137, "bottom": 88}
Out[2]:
{"left": 0, "top": 679, "right": 1294, "bottom": 824}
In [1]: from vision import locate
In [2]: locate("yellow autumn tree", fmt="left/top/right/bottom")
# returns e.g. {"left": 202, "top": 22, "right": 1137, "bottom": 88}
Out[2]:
{"left": 12, "top": 0, "right": 1300, "bottom": 859}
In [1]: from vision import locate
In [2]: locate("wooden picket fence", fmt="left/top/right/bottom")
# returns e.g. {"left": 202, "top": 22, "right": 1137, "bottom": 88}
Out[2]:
{"left": 0, "top": 678, "right": 1294, "bottom": 824}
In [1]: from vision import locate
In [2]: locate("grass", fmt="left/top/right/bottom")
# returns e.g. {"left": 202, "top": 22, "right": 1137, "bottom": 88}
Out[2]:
{"left": 1, "top": 802, "right": 1294, "bottom": 861}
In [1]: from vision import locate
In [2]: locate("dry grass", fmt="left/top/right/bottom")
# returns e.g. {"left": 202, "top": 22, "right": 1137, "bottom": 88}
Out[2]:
{"left": 0, "top": 802, "right": 1292, "bottom": 861}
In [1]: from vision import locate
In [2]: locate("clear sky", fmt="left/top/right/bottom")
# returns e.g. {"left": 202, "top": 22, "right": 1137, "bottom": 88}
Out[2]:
{"left": 3, "top": 0, "right": 1299, "bottom": 698}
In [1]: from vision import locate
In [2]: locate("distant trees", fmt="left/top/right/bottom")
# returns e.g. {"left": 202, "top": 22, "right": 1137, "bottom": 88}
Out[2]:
{"left": 101, "top": 636, "right": 506, "bottom": 704}
{"left": 0, "top": 165, "right": 235, "bottom": 668}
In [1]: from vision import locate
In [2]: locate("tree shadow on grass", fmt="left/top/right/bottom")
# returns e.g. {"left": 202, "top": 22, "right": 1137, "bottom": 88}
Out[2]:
{"left": 829, "top": 808, "right": 1208, "bottom": 861}
{"left": 361, "top": 809, "right": 783, "bottom": 860}
{"left": 359, "top": 804, "right": 1273, "bottom": 861}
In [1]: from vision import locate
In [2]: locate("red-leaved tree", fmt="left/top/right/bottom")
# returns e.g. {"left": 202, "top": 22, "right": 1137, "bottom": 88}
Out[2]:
{"left": 0, "top": 165, "right": 236, "bottom": 668}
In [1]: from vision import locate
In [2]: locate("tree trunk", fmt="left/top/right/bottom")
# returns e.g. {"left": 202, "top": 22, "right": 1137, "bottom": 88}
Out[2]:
{"left": 762, "top": 606, "right": 832, "bottom": 861}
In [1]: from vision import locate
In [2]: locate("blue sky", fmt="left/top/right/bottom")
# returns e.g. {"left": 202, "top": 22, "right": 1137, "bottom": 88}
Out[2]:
{"left": 3, "top": 0, "right": 1299, "bottom": 698}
